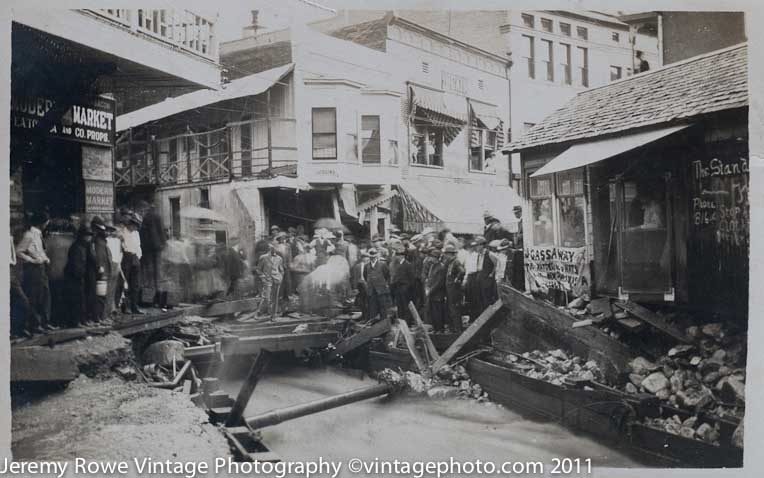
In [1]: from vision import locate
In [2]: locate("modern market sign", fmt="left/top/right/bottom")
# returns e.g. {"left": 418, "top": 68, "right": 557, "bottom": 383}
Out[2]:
{"left": 524, "top": 246, "right": 591, "bottom": 298}
{"left": 11, "top": 95, "right": 115, "bottom": 146}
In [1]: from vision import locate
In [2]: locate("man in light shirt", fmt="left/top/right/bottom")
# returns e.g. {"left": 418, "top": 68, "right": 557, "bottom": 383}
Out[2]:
{"left": 119, "top": 213, "right": 144, "bottom": 314}
{"left": 16, "top": 211, "right": 55, "bottom": 332}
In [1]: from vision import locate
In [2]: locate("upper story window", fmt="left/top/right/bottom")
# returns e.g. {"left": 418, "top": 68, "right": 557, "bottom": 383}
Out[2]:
{"left": 522, "top": 14, "right": 535, "bottom": 28}
{"left": 522, "top": 35, "right": 535, "bottom": 79}
{"left": 559, "top": 43, "right": 572, "bottom": 85}
{"left": 529, "top": 175, "right": 554, "bottom": 246}
{"left": 560, "top": 22, "right": 571, "bottom": 36}
{"left": 577, "top": 47, "right": 589, "bottom": 87}
{"left": 470, "top": 128, "right": 498, "bottom": 173}
{"left": 361, "top": 115, "right": 381, "bottom": 164}
{"left": 576, "top": 26, "right": 588, "bottom": 40}
{"left": 541, "top": 18, "right": 553, "bottom": 32}
{"left": 411, "top": 121, "right": 443, "bottom": 167}
{"left": 610, "top": 65, "right": 623, "bottom": 82}
{"left": 611, "top": 31, "right": 620, "bottom": 42}
{"left": 541, "top": 39, "right": 554, "bottom": 82}
{"left": 312, "top": 107, "right": 337, "bottom": 160}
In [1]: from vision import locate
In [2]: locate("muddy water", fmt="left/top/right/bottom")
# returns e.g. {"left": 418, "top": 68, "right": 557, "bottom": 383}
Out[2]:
{"left": 222, "top": 366, "right": 643, "bottom": 475}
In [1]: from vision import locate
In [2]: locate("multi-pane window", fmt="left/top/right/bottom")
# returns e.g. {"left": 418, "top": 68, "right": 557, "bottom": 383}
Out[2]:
{"left": 557, "top": 170, "right": 586, "bottom": 247}
{"left": 541, "top": 39, "right": 554, "bottom": 81}
{"left": 559, "top": 43, "right": 572, "bottom": 85}
{"left": 576, "top": 26, "right": 588, "bottom": 40}
{"left": 470, "top": 129, "right": 498, "bottom": 172}
{"left": 522, "top": 35, "right": 535, "bottom": 79}
{"left": 411, "top": 123, "right": 443, "bottom": 167}
{"left": 560, "top": 22, "right": 571, "bottom": 36}
{"left": 611, "top": 31, "right": 620, "bottom": 42}
{"left": 361, "top": 115, "right": 381, "bottom": 164}
{"left": 312, "top": 107, "right": 337, "bottom": 159}
{"left": 610, "top": 66, "right": 623, "bottom": 82}
{"left": 530, "top": 176, "right": 554, "bottom": 246}
{"left": 541, "top": 18, "right": 553, "bottom": 32}
{"left": 522, "top": 13, "right": 535, "bottom": 28}
{"left": 577, "top": 47, "right": 589, "bottom": 87}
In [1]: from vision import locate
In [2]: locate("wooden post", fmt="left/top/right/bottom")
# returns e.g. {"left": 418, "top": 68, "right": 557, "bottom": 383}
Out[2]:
{"left": 408, "top": 302, "right": 439, "bottom": 361}
{"left": 128, "top": 128, "right": 134, "bottom": 187}
{"left": 397, "top": 319, "right": 428, "bottom": 373}
{"left": 151, "top": 133, "right": 160, "bottom": 184}
{"left": 185, "top": 135, "right": 192, "bottom": 183}
{"left": 227, "top": 125, "right": 234, "bottom": 180}
{"left": 430, "top": 299, "right": 504, "bottom": 373}
{"left": 226, "top": 351, "right": 270, "bottom": 427}
{"left": 266, "top": 89, "right": 273, "bottom": 175}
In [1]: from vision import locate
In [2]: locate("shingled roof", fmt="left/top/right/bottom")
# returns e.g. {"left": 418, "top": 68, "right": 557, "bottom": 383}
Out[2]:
{"left": 505, "top": 43, "right": 748, "bottom": 153}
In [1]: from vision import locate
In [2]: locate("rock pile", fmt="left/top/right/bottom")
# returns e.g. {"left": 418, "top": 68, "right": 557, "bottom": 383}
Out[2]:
{"left": 376, "top": 365, "right": 490, "bottom": 402}
{"left": 490, "top": 349, "right": 609, "bottom": 386}
{"left": 643, "top": 415, "right": 722, "bottom": 445}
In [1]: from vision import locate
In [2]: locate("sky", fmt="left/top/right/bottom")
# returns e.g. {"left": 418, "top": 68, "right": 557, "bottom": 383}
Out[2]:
{"left": 216, "top": 0, "right": 339, "bottom": 43}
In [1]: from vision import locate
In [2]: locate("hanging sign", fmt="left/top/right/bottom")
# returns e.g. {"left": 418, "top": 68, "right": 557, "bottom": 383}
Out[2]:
{"left": 85, "top": 180, "right": 115, "bottom": 213}
{"left": 11, "top": 95, "right": 116, "bottom": 146}
{"left": 524, "top": 246, "right": 591, "bottom": 298}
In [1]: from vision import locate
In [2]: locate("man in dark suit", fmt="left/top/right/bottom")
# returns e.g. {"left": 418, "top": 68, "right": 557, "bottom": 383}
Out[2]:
{"left": 350, "top": 251, "right": 369, "bottom": 320}
{"left": 425, "top": 249, "right": 448, "bottom": 332}
{"left": 138, "top": 199, "right": 168, "bottom": 307}
{"left": 363, "top": 248, "right": 391, "bottom": 322}
{"left": 390, "top": 247, "right": 416, "bottom": 325}
{"left": 444, "top": 243, "right": 465, "bottom": 332}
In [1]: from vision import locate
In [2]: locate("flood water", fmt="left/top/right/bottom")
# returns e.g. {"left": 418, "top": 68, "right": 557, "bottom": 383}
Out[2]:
{"left": 222, "top": 365, "right": 643, "bottom": 475}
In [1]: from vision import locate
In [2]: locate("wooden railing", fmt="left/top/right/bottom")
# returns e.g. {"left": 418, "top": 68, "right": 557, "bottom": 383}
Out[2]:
{"left": 84, "top": 9, "right": 218, "bottom": 61}
{"left": 115, "top": 118, "right": 298, "bottom": 188}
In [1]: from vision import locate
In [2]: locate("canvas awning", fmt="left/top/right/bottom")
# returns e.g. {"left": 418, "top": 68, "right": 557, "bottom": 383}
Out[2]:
{"left": 469, "top": 100, "right": 502, "bottom": 130}
{"left": 397, "top": 181, "right": 521, "bottom": 235}
{"left": 409, "top": 84, "right": 468, "bottom": 124}
{"left": 530, "top": 124, "right": 691, "bottom": 177}
{"left": 117, "top": 63, "right": 295, "bottom": 131}
{"left": 357, "top": 189, "right": 398, "bottom": 212}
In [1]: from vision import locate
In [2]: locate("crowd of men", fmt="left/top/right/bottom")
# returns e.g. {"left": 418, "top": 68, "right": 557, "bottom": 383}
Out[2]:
{"left": 252, "top": 208, "right": 524, "bottom": 331}
{"left": 10, "top": 200, "right": 169, "bottom": 338}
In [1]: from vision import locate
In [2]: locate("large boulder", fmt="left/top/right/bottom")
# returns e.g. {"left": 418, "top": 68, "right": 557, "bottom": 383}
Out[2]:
{"left": 642, "top": 372, "right": 670, "bottom": 394}
{"left": 677, "top": 385, "right": 714, "bottom": 409}
{"left": 142, "top": 340, "right": 185, "bottom": 367}
{"left": 720, "top": 377, "right": 745, "bottom": 404}
{"left": 630, "top": 357, "right": 658, "bottom": 375}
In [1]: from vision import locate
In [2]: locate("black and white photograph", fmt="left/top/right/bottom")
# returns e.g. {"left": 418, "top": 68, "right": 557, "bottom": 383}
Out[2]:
{"left": 2, "top": 1, "right": 759, "bottom": 475}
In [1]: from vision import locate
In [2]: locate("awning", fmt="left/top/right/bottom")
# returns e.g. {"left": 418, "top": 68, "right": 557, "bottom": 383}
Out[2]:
{"left": 117, "top": 63, "right": 295, "bottom": 131}
{"left": 469, "top": 100, "right": 502, "bottom": 130}
{"left": 531, "top": 124, "right": 691, "bottom": 177}
{"left": 357, "top": 190, "right": 398, "bottom": 212}
{"left": 397, "top": 181, "right": 521, "bottom": 235}
{"left": 409, "top": 84, "right": 468, "bottom": 124}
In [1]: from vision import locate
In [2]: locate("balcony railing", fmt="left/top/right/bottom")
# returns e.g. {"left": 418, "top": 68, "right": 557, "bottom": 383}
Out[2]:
{"left": 115, "top": 118, "right": 297, "bottom": 188}
{"left": 84, "top": 9, "right": 217, "bottom": 61}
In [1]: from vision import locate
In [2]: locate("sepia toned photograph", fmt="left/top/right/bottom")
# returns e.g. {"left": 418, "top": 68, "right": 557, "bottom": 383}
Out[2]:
{"left": 4, "top": 1, "right": 752, "bottom": 474}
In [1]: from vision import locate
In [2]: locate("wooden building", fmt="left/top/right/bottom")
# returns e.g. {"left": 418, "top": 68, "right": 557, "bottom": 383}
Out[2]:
{"left": 504, "top": 43, "right": 749, "bottom": 322}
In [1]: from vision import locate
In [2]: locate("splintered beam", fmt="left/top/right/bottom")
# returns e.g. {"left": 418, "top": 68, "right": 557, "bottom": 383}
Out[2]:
{"left": 184, "top": 331, "right": 340, "bottom": 358}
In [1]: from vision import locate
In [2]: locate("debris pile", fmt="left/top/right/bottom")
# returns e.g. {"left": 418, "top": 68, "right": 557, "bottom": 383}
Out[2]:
{"left": 168, "top": 316, "right": 226, "bottom": 346}
{"left": 376, "top": 365, "right": 490, "bottom": 402}
{"left": 490, "top": 349, "right": 610, "bottom": 387}
{"left": 642, "top": 415, "right": 722, "bottom": 445}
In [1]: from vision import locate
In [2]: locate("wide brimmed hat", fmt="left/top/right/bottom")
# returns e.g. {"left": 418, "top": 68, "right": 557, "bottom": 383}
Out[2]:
{"left": 367, "top": 248, "right": 379, "bottom": 257}
{"left": 470, "top": 236, "right": 487, "bottom": 247}
{"left": 443, "top": 244, "right": 458, "bottom": 254}
{"left": 91, "top": 216, "right": 107, "bottom": 231}
{"left": 77, "top": 223, "right": 93, "bottom": 236}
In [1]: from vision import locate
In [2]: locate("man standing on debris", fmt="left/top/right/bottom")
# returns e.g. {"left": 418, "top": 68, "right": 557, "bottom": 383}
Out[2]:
{"left": 444, "top": 243, "right": 465, "bottom": 332}
{"left": 138, "top": 199, "right": 168, "bottom": 308}
{"left": 64, "top": 223, "right": 93, "bottom": 327}
{"left": 16, "top": 211, "right": 54, "bottom": 332}
{"left": 88, "top": 216, "right": 113, "bottom": 325}
{"left": 119, "top": 213, "right": 144, "bottom": 315}
{"left": 274, "top": 232, "right": 293, "bottom": 300}
{"left": 363, "top": 248, "right": 391, "bottom": 322}
{"left": 351, "top": 251, "right": 370, "bottom": 320}
{"left": 425, "top": 248, "right": 448, "bottom": 332}
{"left": 256, "top": 243, "right": 284, "bottom": 319}
{"left": 390, "top": 245, "right": 416, "bottom": 325}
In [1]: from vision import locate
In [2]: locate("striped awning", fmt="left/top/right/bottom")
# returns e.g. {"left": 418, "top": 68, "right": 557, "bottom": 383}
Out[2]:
{"left": 357, "top": 189, "right": 399, "bottom": 212}
{"left": 469, "top": 100, "right": 505, "bottom": 149}
{"left": 409, "top": 84, "right": 467, "bottom": 145}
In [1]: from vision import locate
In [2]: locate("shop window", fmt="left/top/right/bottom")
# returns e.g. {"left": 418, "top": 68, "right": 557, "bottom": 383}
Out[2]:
{"left": 541, "top": 39, "right": 554, "bottom": 81}
{"left": 530, "top": 175, "right": 554, "bottom": 246}
{"left": 522, "top": 35, "right": 535, "bottom": 79}
{"left": 610, "top": 66, "right": 622, "bottom": 82}
{"left": 470, "top": 129, "right": 498, "bottom": 172}
{"left": 557, "top": 170, "right": 586, "bottom": 247}
{"left": 411, "top": 123, "right": 443, "bottom": 167}
{"left": 312, "top": 107, "right": 337, "bottom": 159}
{"left": 361, "top": 115, "right": 381, "bottom": 164}
{"left": 522, "top": 13, "right": 535, "bottom": 28}
{"left": 560, "top": 22, "right": 571, "bottom": 36}
{"left": 541, "top": 18, "right": 553, "bottom": 32}
{"left": 559, "top": 43, "right": 572, "bottom": 85}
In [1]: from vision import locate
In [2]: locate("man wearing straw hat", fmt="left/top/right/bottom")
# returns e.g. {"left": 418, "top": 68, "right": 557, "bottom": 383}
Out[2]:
{"left": 363, "top": 248, "right": 391, "bottom": 322}
{"left": 256, "top": 242, "right": 284, "bottom": 319}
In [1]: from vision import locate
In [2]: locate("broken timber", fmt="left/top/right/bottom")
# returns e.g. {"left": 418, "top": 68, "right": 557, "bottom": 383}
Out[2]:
{"left": 226, "top": 351, "right": 270, "bottom": 426}
{"left": 408, "top": 302, "right": 440, "bottom": 361}
{"left": 329, "top": 318, "right": 391, "bottom": 360}
{"left": 184, "top": 331, "right": 340, "bottom": 359}
{"left": 614, "top": 301, "right": 690, "bottom": 343}
{"left": 396, "top": 320, "right": 428, "bottom": 372}
{"left": 430, "top": 299, "right": 504, "bottom": 373}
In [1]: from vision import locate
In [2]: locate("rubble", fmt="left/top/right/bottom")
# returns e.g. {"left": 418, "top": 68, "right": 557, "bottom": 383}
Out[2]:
{"left": 490, "top": 349, "right": 609, "bottom": 387}
{"left": 143, "top": 340, "right": 185, "bottom": 367}
{"left": 374, "top": 364, "right": 490, "bottom": 403}
{"left": 643, "top": 415, "right": 722, "bottom": 445}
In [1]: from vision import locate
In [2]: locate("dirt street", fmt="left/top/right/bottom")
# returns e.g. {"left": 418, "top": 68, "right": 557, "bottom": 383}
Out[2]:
{"left": 224, "top": 365, "right": 643, "bottom": 474}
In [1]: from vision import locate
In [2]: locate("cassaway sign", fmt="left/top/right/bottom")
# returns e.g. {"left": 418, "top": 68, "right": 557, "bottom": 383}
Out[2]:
{"left": 11, "top": 95, "right": 116, "bottom": 146}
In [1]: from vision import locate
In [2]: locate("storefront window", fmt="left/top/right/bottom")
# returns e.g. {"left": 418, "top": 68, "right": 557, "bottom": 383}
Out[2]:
{"left": 312, "top": 107, "right": 337, "bottom": 159}
{"left": 530, "top": 175, "right": 554, "bottom": 246}
{"left": 557, "top": 170, "right": 585, "bottom": 247}
{"left": 361, "top": 115, "right": 381, "bottom": 164}
{"left": 411, "top": 123, "right": 443, "bottom": 167}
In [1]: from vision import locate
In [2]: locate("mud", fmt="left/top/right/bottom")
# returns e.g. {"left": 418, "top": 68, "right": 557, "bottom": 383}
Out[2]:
{"left": 12, "top": 376, "right": 229, "bottom": 462}
{"left": 223, "top": 365, "right": 643, "bottom": 473}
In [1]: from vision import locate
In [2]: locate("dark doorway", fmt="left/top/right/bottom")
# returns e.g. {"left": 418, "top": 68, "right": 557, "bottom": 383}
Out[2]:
{"left": 169, "top": 197, "right": 181, "bottom": 239}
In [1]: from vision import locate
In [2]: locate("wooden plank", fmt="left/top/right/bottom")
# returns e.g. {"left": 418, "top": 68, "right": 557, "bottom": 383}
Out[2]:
{"left": 226, "top": 351, "right": 270, "bottom": 427}
{"left": 231, "top": 320, "right": 345, "bottom": 337}
{"left": 12, "top": 328, "right": 88, "bottom": 347}
{"left": 185, "top": 332, "right": 340, "bottom": 358}
{"left": 572, "top": 319, "right": 594, "bottom": 328}
{"left": 430, "top": 299, "right": 503, "bottom": 373}
{"left": 397, "top": 320, "right": 428, "bottom": 372}
{"left": 614, "top": 301, "right": 690, "bottom": 343}
{"left": 11, "top": 347, "right": 79, "bottom": 382}
{"left": 184, "top": 298, "right": 261, "bottom": 318}
{"left": 329, "top": 318, "right": 391, "bottom": 360}
{"left": 115, "top": 309, "right": 187, "bottom": 336}
{"left": 408, "top": 302, "right": 440, "bottom": 361}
